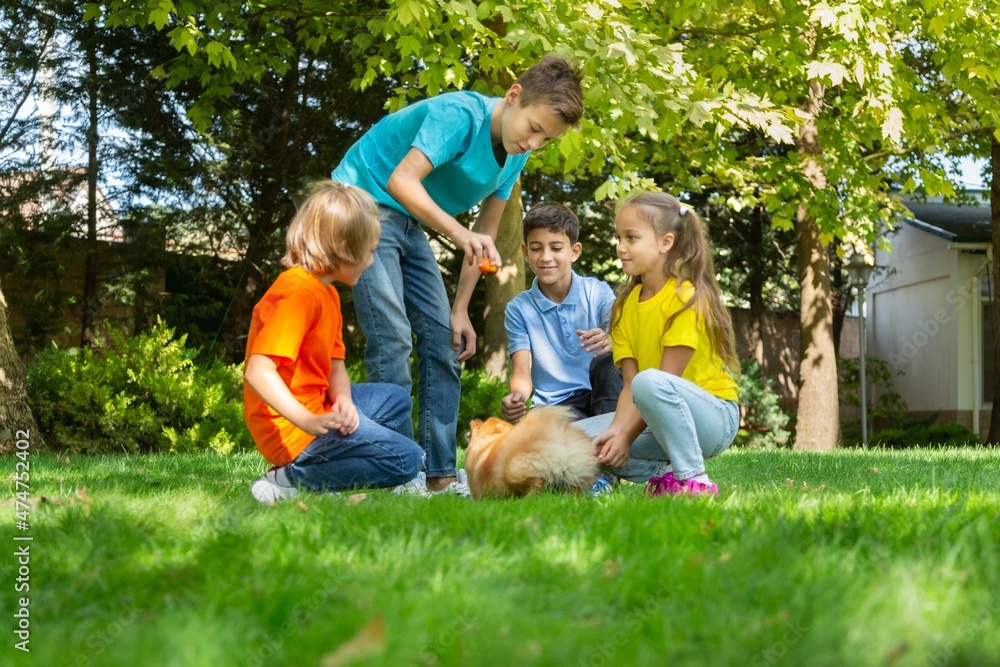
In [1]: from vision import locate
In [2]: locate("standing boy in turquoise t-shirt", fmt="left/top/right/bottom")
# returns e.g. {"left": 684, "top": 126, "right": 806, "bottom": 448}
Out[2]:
{"left": 332, "top": 55, "right": 584, "bottom": 493}
{"left": 501, "top": 202, "right": 621, "bottom": 424}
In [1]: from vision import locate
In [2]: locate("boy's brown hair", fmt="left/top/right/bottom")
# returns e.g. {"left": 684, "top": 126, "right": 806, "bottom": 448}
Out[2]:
{"left": 523, "top": 202, "right": 580, "bottom": 244}
{"left": 282, "top": 180, "right": 380, "bottom": 274}
{"left": 516, "top": 54, "right": 584, "bottom": 126}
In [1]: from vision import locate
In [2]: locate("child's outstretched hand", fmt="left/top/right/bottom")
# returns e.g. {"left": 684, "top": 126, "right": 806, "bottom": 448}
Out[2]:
{"left": 577, "top": 328, "right": 611, "bottom": 356}
{"left": 593, "top": 427, "right": 631, "bottom": 469}
{"left": 501, "top": 391, "right": 527, "bottom": 423}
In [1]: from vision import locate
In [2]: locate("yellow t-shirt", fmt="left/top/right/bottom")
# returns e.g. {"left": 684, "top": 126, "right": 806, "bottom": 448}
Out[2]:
{"left": 611, "top": 279, "right": 738, "bottom": 401}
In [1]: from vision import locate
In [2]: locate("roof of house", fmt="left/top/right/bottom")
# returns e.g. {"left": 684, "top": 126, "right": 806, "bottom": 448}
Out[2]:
{"left": 901, "top": 197, "right": 992, "bottom": 244}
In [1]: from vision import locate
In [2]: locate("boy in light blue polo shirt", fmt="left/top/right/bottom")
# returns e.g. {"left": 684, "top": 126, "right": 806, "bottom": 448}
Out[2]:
{"left": 332, "top": 56, "right": 584, "bottom": 494}
{"left": 502, "top": 202, "right": 622, "bottom": 424}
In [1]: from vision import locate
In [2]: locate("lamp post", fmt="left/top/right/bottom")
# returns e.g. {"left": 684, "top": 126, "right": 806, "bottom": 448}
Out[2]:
{"left": 846, "top": 253, "right": 875, "bottom": 444}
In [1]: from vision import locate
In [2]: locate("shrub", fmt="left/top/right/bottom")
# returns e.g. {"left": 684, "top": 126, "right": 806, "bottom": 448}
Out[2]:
{"left": 869, "top": 416, "right": 980, "bottom": 448}
{"left": 735, "top": 360, "right": 791, "bottom": 448}
{"left": 839, "top": 356, "right": 908, "bottom": 445}
{"left": 456, "top": 368, "right": 508, "bottom": 446}
{"left": 347, "top": 360, "right": 507, "bottom": 447}
{"left": 27, "top": 319, "right": 251, "bottom": 454}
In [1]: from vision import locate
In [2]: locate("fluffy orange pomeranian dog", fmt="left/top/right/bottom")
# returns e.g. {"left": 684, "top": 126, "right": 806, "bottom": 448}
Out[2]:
{"left": 464, "top": 406, "right": 599, "bottom": 499}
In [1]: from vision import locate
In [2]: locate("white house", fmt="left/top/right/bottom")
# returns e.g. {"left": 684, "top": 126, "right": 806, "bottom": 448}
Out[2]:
{"left": 869, "top": 193, "right": 993, "bottom": 437}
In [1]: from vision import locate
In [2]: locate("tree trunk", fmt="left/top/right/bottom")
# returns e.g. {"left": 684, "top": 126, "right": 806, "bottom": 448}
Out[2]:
{"left": 81, "top": 23, "right": 99, "bottom": 348}
{"left": 482, "top": 179, "right": 526, "bottom": 378}
{"left": 793, "top": 79, "right": 840, "bottom": 451}
{"left": 0, "top": 278, "right": 42, "bottom": 452}
{"left": 746, "top": 205, "right": 766, "bottom": 362}
{"left": 830, "top": 248, "right": 847, "bottom": 359}
{"left": 986, "top": 136, "right": 1000, "bottom": 444}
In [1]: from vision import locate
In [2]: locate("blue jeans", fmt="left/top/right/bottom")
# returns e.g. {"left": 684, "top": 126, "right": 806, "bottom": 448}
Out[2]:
{"left": 286, "top": 383, "right": 423, "bottom": 492}
{"left": 575, "top": 369, "right": 739, "bottom": 482}
{"left": 351, "top": 206, "right": 461, "bottom": 477}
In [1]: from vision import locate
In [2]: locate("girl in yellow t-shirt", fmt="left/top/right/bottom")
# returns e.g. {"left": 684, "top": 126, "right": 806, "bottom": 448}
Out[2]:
{"left": 575, "top": 191, "right": 740, "bottom": 496}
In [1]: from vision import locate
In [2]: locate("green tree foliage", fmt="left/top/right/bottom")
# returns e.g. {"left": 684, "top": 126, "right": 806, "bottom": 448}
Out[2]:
{"left": 74, "top": 1, "right": 1000, "bottom": 450}
{"left": 641, "top": 0, "right": 992, "bottom": 449}
{"left": 914, "top": 4, "right": 1000, "bottom": 442}
{"left": 91, "top": 17, "right": 393, "bottom": 359}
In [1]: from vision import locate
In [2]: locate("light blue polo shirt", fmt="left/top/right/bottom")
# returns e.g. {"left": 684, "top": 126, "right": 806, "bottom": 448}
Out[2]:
{"left": 331, "top": 91, "right": 529, "bottom": 217}
{"left": 504, "top": 273, "right": 616, "bottom": 406}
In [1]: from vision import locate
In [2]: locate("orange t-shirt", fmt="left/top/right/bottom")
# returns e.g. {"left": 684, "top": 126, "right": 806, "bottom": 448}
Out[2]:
{"left": 243, "top": 267, "right": 346, "bottom": 466}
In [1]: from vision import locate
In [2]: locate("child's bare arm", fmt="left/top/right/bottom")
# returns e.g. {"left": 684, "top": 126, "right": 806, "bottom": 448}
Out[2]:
{"left": 326, "top": 359, "right": 359, "bottom": 435}
{"left": 451, "top": 195, "right": 508, "bottom": 361}
{"left": 501, "top": 350, "right": 533, "bottom": 422}
{"left": 660, "top": 345, "right": 694, "bottom": 376}
{"left": 244, "top": 354, "right": 343, "bottom": 436}
{"left": 387, "top": 148, "right": 501, "bottom": 267}
{"left": 326, "top": 358, "right": 353, "bottom": 405}
{"left": 594, "top": 358, "right": 645, "bottom": 468}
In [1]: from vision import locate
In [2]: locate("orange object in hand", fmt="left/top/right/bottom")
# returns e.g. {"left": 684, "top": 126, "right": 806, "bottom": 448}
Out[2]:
{"left": 479, "top": 258, "right": 499, "bottom": 274}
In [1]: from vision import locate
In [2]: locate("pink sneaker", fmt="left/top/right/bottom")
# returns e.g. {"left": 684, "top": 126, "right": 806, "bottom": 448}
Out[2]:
{"left": 646, "top": 472, "right": 682, "bottom": 496}
{"left": 646, "top": 472, "right": 718, "bottom": 497}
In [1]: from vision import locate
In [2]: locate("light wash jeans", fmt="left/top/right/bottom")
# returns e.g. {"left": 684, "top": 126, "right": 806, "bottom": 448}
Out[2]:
{"left": 351, "top": 205, "right": 461, "bottom": 477}
{"left": 575, "top": 369, "right": 739, "bottom": 482}
{"left": 286, "top": 383, "right": 423, "bottom": 491}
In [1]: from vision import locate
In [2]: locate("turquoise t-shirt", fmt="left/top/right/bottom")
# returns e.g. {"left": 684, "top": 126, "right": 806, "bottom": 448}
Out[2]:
{"left": 331, "top": 91, "right": 530, "bottom": 217}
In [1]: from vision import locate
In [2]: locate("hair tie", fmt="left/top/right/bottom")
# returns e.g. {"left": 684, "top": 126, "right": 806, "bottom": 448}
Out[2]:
{"left": 678, "top": 205, "right": 690, "bottom": 217}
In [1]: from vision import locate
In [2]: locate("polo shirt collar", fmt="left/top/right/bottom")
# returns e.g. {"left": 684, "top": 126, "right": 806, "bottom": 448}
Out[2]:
{"left": 529, "top": 271, "right": 581, "bottom": 312}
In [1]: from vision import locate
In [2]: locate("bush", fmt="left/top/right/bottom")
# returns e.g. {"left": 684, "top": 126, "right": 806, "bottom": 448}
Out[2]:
{"left": 347, "top": 360, "right": 507, "bottom": 447}
{"left": 734, "top": 360, "right": 791, "bottom": 448}
{"left": 27, "top": 319, "right": 251, "bottom": 454}
{"left": 869, "top": 416, "right": 980, "bottom": 448}
{"left": 456, "top": 368, "right": 508, "bottom": 446}
{"left": 839, "top": 355, "right": 908, "bottom": 444}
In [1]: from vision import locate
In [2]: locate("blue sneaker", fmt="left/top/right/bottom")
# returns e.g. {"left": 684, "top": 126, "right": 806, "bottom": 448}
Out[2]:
{"left": 589, "top": 473, "right": 617, "bottom": 496}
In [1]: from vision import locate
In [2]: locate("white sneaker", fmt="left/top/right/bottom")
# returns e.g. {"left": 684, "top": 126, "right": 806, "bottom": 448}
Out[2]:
{"left": 433, "top": 469, "right": 471, "bottom": 498}
{"left": 392, "top": 472, "right": 432, "bottom": 497}
{"left": 251, "top": 466, "right": 299, "bottom": 504}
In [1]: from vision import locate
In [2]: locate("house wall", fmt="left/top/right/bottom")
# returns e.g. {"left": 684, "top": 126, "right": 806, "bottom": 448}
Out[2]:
{"left": 871, "top": 222, "right": 993, "bottom": 439}
{"left": 953, "top": 252, "right": 989, "bottom": 415}
{"left": 871, "top": 223, "right": 959, "bottom": 411}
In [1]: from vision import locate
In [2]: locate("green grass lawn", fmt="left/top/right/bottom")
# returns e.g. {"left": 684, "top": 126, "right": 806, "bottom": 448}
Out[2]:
{"left": 3, "top": 447, "right": 999, "bottom": 667}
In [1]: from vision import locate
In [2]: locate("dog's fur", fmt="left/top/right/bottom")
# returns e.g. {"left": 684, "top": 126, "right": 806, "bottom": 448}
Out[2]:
{"left": 465, "top": 406, "right": 599, "bottom": 499}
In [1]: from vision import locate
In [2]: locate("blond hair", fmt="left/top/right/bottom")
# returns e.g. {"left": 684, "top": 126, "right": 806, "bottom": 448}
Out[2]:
{"left": 610, "top": 191, "right": 739, "bottom": 375}
{"left": 281, "top": 181, "right": 380, "bottom": 274}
